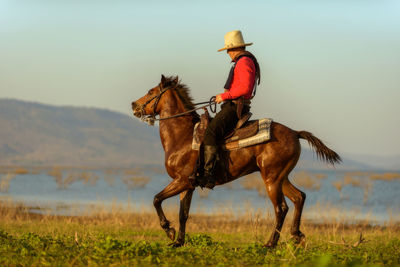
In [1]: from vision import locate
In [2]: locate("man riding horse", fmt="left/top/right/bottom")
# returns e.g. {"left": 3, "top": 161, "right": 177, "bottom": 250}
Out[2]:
{"left": 197, "top": 30, "right": 261, "bottom": 189}
{"left": 131, "top": 31, "right": 340, "bottom": 246}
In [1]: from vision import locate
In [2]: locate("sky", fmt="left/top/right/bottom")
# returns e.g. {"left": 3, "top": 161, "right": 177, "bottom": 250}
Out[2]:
{"left": 0, "top": 0, "right": 399, "bottom": 157}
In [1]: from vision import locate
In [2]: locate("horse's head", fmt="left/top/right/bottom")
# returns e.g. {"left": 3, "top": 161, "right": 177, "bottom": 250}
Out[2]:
{"left": 131, "top": 75, "right": 179, "bottom": 123}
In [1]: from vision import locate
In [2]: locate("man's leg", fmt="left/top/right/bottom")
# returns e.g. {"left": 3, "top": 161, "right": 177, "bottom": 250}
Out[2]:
{"left": 201, "top": 102, "right": 238, "bottom": 189}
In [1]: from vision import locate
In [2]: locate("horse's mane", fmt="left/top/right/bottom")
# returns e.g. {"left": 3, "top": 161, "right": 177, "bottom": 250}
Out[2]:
{"left": 164, "top": 76, "right": 200, "bottom": 121}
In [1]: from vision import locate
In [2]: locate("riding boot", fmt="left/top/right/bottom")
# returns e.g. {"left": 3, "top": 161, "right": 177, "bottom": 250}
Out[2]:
{"left": 202, "top": 145, "right": 218, "bottom": 189}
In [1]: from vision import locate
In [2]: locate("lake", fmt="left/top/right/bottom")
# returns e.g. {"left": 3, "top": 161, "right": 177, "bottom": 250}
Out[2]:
{"left": 1, "top": 168, "right": 399, "bottom": 224}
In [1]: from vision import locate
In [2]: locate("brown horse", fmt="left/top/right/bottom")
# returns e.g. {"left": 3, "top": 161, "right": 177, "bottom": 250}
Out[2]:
{"left": 131, "top": 75, "right": 341, "bottom": 247}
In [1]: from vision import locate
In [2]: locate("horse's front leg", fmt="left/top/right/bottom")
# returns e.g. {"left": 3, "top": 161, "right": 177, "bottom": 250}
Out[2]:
{"left": 153, "top": 178, "right": 193, "bottom": 242}
{"left": 169, "top": 189, "right": 194, "bottom": 247}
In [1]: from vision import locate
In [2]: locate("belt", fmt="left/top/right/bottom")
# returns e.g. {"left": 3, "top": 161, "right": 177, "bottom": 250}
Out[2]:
{"left": 232, "top": 98, "right": 251, "bottom": 106}
{"left": 230, "top": 97, "right": 251, "bottom": 119}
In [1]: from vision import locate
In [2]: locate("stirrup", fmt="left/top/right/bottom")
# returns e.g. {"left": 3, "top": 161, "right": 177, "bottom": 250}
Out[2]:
{"left": 195, "top": 175, "right": 208, "bottom": 189}
{"left": 191, "top": 173, "right": 215, "bottom": 189}
{"left": 188, "top": 173, "right": 198, "bottom": 187}
{"left": 204, "top": 179, "right": 216, "bottom": 189}
{"left": 201, "top": 173, "right": 216, "bottom": 189}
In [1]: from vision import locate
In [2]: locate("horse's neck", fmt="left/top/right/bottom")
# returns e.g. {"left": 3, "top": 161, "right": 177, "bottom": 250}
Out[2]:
{"left": 158, "top": 92, "right": 195, "bottom": 154}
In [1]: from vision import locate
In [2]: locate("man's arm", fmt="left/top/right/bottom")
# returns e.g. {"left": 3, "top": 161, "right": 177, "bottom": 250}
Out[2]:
{"left": 218, "top": 57, "right": 255, "bottom": 101}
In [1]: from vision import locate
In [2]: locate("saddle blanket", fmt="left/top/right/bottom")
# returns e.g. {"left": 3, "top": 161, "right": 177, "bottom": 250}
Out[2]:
{"left": 192, "top": 118, "right": 273, "bottom": 151}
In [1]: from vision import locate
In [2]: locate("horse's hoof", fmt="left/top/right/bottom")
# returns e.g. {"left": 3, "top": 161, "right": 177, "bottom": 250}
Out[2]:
{"left": 263, "top": 242, "right": 277, "bottom": 248}
{"left": 168, "top": 240, "right": 184, "bottom": 247}
{"left": 166, "top": 228, "right": 176, "bottom": 241}
{"left": 290, "top": 232, "right": 305, "bottom": 244}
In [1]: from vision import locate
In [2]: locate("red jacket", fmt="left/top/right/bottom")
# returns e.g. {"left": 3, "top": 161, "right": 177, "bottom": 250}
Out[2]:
{"left": 220, "top": 56, "right": 256, "bottom": 101}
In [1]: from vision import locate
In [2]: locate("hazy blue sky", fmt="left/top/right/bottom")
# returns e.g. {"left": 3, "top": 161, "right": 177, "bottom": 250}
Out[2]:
{"left": 0, "top": 1, "right": 399, "bottom": 156}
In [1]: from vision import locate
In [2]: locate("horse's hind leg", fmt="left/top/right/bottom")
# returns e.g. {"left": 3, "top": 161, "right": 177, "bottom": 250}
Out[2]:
{"left": 153, "top": 178, "right": 192, "bottom": 242}
{"left": 265, "top": 182, "right": 289, "bottom": 247}
{"left": 283, "top": 178, "right": 306, "bottom": 243}
{"left": 260, "top": 169, "right": 289, "bottom": 248}
{"left": 169, "top": 189, "right": 194, "bottom": 247}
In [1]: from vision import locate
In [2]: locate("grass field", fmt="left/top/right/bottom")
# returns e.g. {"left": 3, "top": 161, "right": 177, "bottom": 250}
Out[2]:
{"left": 0, "top": 201, "right": 399, "bottom": 266}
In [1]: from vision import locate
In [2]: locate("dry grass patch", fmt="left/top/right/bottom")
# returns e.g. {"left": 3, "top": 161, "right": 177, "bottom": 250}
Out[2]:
{"left": 13, "top": 167, "right": 29, "bottom": 175}
{"left": 342, "top": 172, "right": 374, "bottom": 204}
{"left": 292, "top": 171, "right": 321, "bottom": 191}
{"left": 370, "top": 172, "right": 400, "bottom": 181}
{"left": 0, "top": 173, "right": 17, "bottom": 193}
{"left": 122, "top": 176, "right": 151, "bottom": 190}
{"left": 240, "top": 173, "right": 266, "bottom": 197}
{"left": 332, "top": 180, "right": 344, "bottom": 199}
{"left": 0, "top": 200, "right": 399, "bottom": 244}
{"left": 47, "top": 167, "right": 64, "bottom": 188}
{"left": 240, "top": 171, "right": 328, "bottom": 196}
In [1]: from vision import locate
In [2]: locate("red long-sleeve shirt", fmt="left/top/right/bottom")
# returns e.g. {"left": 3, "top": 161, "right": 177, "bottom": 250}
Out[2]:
{"left": 220, "top": 56, "right": 256, "bottom": 101}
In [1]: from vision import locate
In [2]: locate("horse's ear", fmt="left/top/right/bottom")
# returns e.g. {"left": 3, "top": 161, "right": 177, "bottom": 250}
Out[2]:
{"left": 173, "top": 76, "right": 179, "bottom": 85}
{"left": 161, "top": 74, "right": 166, "bottom": 85}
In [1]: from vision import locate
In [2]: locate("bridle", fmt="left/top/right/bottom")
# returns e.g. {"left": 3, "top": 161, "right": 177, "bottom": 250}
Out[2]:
{"left": 137, "top": 83, "right": 216, "bottom": 126}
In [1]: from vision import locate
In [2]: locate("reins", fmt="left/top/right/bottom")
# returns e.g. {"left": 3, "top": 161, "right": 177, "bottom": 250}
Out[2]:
{"left": 156, "top": 100, "right": 215, "bottom": 121}
{"left": 139, "top": 84, "right": 216, "bottom": 125}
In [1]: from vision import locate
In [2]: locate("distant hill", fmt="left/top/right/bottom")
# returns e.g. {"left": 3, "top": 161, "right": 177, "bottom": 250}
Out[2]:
{"left": 0, "top": 98, "right": 397, "bottom": 170}
{"left": 0, "top": 99, "right": 163, "bottom": 166}
{"left": 339, "top": 153, "right": 400, "bottom": 171}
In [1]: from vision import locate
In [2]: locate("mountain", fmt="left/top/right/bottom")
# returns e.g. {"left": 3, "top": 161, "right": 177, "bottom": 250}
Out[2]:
{"left": 0, "top": 98, "right": 397, "bottom": 170}
{"left": 0, "top": 99, "right": 163, "bottom": 166}
{"left": 340, "top": 153, "right": 400, "bottom": 171}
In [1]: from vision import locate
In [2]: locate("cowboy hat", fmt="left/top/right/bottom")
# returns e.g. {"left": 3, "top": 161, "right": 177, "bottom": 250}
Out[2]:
{"left": 217, "top": 30, "right": 253, "bottom": 52}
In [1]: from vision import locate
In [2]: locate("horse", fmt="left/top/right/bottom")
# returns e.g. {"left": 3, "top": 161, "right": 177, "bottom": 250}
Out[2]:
{"left": 131, "top": 75, "right": 341, "bottom": 247}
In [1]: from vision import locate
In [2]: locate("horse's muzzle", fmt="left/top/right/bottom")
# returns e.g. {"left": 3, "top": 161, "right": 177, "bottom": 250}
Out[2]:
{"left": 131, "top": 102, "right": 141, "bottom": 118}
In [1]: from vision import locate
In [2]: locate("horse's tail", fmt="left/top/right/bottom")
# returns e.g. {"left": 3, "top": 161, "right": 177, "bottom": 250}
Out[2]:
{"left": 297, "top": 131, "right": 341, "bottom": 165}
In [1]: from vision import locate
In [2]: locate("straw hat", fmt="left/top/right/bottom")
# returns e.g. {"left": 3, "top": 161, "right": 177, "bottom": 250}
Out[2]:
{"left": 217, "top": 30, "right": 253, "bottom": 52}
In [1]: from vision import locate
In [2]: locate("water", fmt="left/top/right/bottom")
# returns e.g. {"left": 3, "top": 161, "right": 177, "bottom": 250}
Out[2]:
{"left": 1, "top": 169, "right": 399, "bottom": 224}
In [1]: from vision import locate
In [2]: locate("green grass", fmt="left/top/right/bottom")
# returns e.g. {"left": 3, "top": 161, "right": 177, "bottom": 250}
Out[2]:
{"left": 0, "top": 202, "right": 399, "bottom": 266}
{"left": 1, "top": 229, "right": 399, "bottom": 266}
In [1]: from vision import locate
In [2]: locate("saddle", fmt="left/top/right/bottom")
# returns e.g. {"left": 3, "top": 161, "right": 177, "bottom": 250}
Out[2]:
{"left": 192, "top": 109, "right": 272, "bottom": 151}
{"left": 190, "top": 110, "right": 272, "bottom": 187}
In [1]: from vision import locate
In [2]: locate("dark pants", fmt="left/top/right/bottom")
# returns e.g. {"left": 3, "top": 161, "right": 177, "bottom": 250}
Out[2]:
{"left": 203, "top": 101, "right": 249, "bottom": 146}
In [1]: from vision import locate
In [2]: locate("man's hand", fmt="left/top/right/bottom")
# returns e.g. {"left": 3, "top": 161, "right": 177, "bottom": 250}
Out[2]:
{"left": 215, "top": 94, "right": 224, "bottom": 104}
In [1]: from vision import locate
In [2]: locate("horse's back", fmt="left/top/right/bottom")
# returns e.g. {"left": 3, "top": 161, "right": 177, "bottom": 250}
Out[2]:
{"left": 248, "top": 121, "right": 300, "bottom": 170}
{"left": 219, "top": 121, "right": 300, "bottom": 183}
